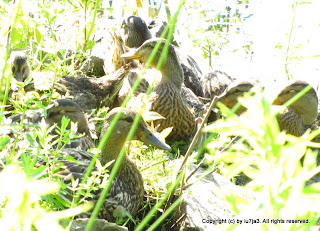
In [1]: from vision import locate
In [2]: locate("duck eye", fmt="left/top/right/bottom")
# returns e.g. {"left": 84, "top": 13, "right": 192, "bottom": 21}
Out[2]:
{"left": 125, "top": 117, "right": 134, "bottom": 123}
{"left": 234, "top": 89, "right": 241, "bottom": 94}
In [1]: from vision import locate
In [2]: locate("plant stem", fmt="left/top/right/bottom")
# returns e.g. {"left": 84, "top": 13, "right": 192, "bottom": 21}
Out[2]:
{"left": 285, "top": 0, "right": 298, "bottom": 80}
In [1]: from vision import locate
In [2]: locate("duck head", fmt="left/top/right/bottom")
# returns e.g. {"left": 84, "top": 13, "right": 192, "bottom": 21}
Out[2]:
{"left": 100, "top": 107, "right": 171, "bottom": 153}
{"left": 218, "top": 81, "right": 254, "bottom": 115}
{"left": 46, "top": 99, "right": 91, "bottom": 137}
{"left": 10, "top": 51, "right": 30, "bottom": 82}
{"left": 272, "top": 80, "right": 318, "bottom": 125}
{"left": 120, "top": 15, "right": 152, "bottom": 48}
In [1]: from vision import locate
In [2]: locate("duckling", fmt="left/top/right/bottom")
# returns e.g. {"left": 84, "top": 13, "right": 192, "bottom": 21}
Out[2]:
{"left": 121, "top": 38, "right": 197, "bottom": 141}
{"left": 7, "top": 51, "right": 31, "bottom": 102}
{"left": 50, "top": 107, "right": 171, "bottom": 221}
{"left": 217, "top": 81, "right": 255, "bottom": 115}
{"left": 201, "top": 70, "right": 236, "bottom": 99}
{"left": 119, "top": 15, "right": 204, "bottom": 97}
{"left": 272, "top": 80, "right": 318, "bottom": 137}
{"left": 120, "top": 16, "right": 152, "bottom": 48}
{"left": 9, "top": 50, "right": 131, "bottom": 111}
{"left": 6, "top": 99, "right": 94, "bottom": 151}
{"left": 45, "top": 99, "right": 95, "bottom": 150}
{"left": 56, "top": 64, "right": 130, "bottom": 110}
{"left": 10, "top": 51, "right": 30, "bottom": 82}
{"left": 9, "top": 50, "right": 52, "bottom": 92}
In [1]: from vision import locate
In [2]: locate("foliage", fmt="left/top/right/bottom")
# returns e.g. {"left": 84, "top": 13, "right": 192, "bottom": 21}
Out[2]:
{"left": 183, "top": 0, "right": 252, "bottom": 68}
{"left": 0, "top": 164, "right": 92, "bottom": 231}
{"left": 206, "top": 87, "right": 320, "bottom": 230}
{"left": 0, "top": 0, "right": 319, "bottom": 231}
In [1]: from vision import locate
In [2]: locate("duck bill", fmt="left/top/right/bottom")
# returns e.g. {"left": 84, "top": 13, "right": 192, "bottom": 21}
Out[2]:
{"left": 15, "top": 72, "right": 23, "bottom": 82}
{"left": 139, "top": 125, "right": 171, "bottom": 151}
{"left": 121, "top": 51, "right": 141, "bottom": 60}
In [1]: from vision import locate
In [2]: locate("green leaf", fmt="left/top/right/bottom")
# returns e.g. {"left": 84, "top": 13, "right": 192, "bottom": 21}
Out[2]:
{"left": 0, "top": 136, "right": 10, "bottom": 149}
{"left": 26, "top": 132, "right": 36, "bottom": 146}
{"left": 84, "top": 40, "right": 96, "bottom": 51}
{"left": 49, "top": 16, "right": 57, "bottom": 25}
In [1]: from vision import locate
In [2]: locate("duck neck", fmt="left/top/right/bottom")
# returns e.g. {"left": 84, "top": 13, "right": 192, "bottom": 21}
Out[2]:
{"left": 159, "top": 60, "right": 184, "bottom": 90}
{"left": 100, "top": 129, "right": 127, "bottom": 167}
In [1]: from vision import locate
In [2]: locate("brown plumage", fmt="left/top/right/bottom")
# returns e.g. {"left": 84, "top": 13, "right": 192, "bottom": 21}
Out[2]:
{"left": 120, "top": 16, "right": 152, "bottom": 48}
{"left": 201, "top": 70, "right": 236, "bottom": 99}
{"left": 9, "top": 51, "right": 130, "bottom": 111}
{"left": 50, "top": 107, "right": 171, "bottom": 221}
{"left": 119, "top": 15, "right": 204, "bottom": 98}
{"left": 7, "top": 99, "right": 94, "bottom": 151}
{"left": 122, "top": 38, "right": 197, "bottom": 141}
{"left": 56, "top": 64, "right": 130, "bottom": 110}
{"left": 272, "top": 80, "right": 318, "bottom": 137}
{"left": 10, "top": 51, "right": 30, "bottom": 82}
{"left": 217, "top": 81, "right": 255, "bottom": 115}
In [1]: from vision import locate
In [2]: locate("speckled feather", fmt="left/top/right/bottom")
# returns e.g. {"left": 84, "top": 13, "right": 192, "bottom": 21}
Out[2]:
{"left": 119, "top": 15, "right": 203, "bottom": 97}
{"left": 55, "top": 151, "right": 144, "bottom": 221}
{"left": 44, "top": 108, "right": 171, "bottom": 222}
{"left": 151, "top": 82, "right": 196, "bottom": 141}
{"left": 201, "top": 70, "right": 235, "bottom": 99}
{"left": 273, "top": 80, "right": 319, "bottom": 137}
{"left": 56, "top": 64, "right": 130, "bottom": 110}
{"left": 181, "top": 63, "right": 203, "bottom": 97}
{"left": 276, "top": 107, "right": 305, "bottom": 136}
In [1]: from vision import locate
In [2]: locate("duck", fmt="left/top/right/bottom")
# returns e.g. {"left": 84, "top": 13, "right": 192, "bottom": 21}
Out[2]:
{"left": 201, "top": 70, "right": 236, "bottom": 99}
{"left": 6, "top": 99, "right": 94, "bottom": 151}
{"left": 218, "top": 80, "right": 319, "bottom": 137}
{"left": 272, "top": 80, "right": 318, "bottom": 137}
{"left": 10, "top": 51, "right": 30, "bottom": 82}
{"left": 48, "top": 107, "right": 171, "bottom": 222}
{"left": 217, "top": 80, "right": 255, "bottom": 116}
{"left": 9, "top": 50, "right": 131, "bottom": 111}
{"left": 9, "top": 50, "right": 53, "bottom": 93}
{"left": 120, "top": 15, "right": 152, "bottom": 49}
{"left": 56, "top": 64, "right": 130, "bottom": 111}
{"left": 111, "top": 17, "right": 204, "bottom": 113}
{"left": 121, "top": 38, "right": 197, "bottom": 141}
{"left": 7, "top": 51, "right": 30, "bottom": 102}
{"left": 118, "top": 15, "right": 204, "bottom": 98}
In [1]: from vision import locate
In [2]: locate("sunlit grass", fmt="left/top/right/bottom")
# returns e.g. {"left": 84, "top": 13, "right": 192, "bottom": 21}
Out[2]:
{"left": 1, "top": 0, "right": 320, "bottom": 230}
{"left": 206, "top": 88, "right": 320, "bottom": 230}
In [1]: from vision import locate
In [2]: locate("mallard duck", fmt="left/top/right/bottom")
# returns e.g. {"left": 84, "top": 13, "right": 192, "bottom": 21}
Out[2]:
{"left": 9, "top": 51, "right": 131, "bottom": 111}
{"left": 119, "top": 15, "right": 204, "bottom": 98}
{"left": 56, "top": 64, "right": 130, "bottom": 111}
{"left": 6, "top": 99, "right": 94, "bottom": 151}
{"left": 110, "top": 21, "right": 159, "bottom": 104}
{"left": 217, "top": 81, "right": 255, "bottom": 115}
{"left": 51, "top": 107, "right": 171, "bottom": 221}
{"left": 201, "top": 70, "right": 236, "bottom": 99}
{"left": 9, "top": 50, "right": 52, "bottom": 92}
{"left": 121, "top": 38, "right": 197, "bottom": 141}
{"left": 272, "top": 80, "right": 318, "bottom": 137}
{"left": 120, "top": 16, "right": 152, "bottom": 48}
{"left": 10, "top": 51, "right": 30, "bottom": 82}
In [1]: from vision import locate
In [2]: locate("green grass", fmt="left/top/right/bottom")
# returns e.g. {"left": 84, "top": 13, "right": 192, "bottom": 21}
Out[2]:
{"left": 206, "top": 87, "right": 320, "bottom": 230}
{"left": 1, "top": 0, "right": 320, "bottom": 231}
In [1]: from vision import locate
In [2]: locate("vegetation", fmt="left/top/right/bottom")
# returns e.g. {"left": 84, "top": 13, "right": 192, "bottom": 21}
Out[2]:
{"left": 0, "top": 0, "right": 319, "bottom": 231}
